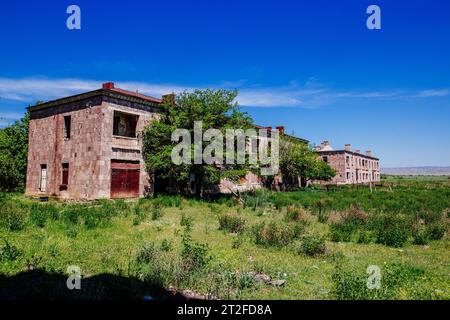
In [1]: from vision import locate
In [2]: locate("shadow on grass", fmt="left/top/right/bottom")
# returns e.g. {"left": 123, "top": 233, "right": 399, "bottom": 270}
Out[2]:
{"left": 0, "top": 269, "right": 189, "bottom": 300}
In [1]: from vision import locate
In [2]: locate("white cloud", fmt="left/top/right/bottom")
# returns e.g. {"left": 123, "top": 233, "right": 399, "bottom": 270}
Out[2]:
{"left": 416, "top": 89, "right": 450, "bottom": 98}
{"left": 0, "top": 77, "right": 449, "bottom": 110}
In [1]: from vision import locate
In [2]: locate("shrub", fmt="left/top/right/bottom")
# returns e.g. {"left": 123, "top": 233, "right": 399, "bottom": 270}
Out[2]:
{"left": 251, "top": 221, "right": 295, "bottom": 247}
{"left": 0, "top": 200, "right": 28, "bottom": 231}
{"left": 356, "top": 230, "right": 374, "bottom": 244}
{"left": 412, "top": 221, "right": 429, "bottom": 245}
{"left": 62, "top": 207, "right": 81, "bottom": 225}
{"left": 160, "top": 239, "right": 173, "bottom": 252}
{"left": 65, "top": 226, "right": 78, "bottom": 238}
{"left": 151, "top": 204, "right": 163, "bottom": 221}
{"left": 426, "top": 221, "right": 447, "bottom": 240}
{"left": 312, "top": 198, "right": 333, "bottom": 223}
{"left": 0, "top": 240, "right": 22, "bottom": 262}
{"left": 132, "top": 204, "right": 147, "bottom": 225}
{"left": 180, "top": 213, "right": 193, "bottom": 231}
{"left": 218, "top": 212, "right": 246, "bottom": 233}
{"left": 285, "top": 205, "right": 306, "bottom": 222}
{"left": 231, "top": 235, "right": 244, "bottom": 249}
{"left": 134, "top": 242, "right": 168, "bottom": 288}
{"left": 181, "top": 233, "right": 211, "bottom": 273}
{"left": 299, "top": 234, "right": 326, "bottom": 256}
{"left": 30, "top": 203, "right": 48, "bottom": 227}
{"left": 371, "top": 213, "right": 410, "bottom": 247}
{"left": 329, "top": 206, "right": 369, "bottom": 243}
{"left": 329, "top": 222, "right": 356, "bottom": 242}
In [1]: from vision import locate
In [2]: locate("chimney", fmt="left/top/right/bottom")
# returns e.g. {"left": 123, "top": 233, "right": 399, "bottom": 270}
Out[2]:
{"left": 162, "top": 93, "right": 176, "bottom": 106}
{"left": 365, "top": 150, "right": 372, "bottom": 157}
{"left": 355, "top": 149, "right": 360, "bottom": 154}
{"left": 276, "top": 126, "right": 285, "bottom": 135}
{"left": 345, "top": 144, "right": 351, "bottom": 151}
{"left": 102, "top": 82, "right": 115, "bottom": 90}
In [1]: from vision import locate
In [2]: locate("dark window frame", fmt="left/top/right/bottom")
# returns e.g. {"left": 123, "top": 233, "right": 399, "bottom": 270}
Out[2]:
{"left": 61, "top": 163, "right": 69, "bottom": 190}
{"left": 63, "top": 115, "right": 71, "bottom": 139}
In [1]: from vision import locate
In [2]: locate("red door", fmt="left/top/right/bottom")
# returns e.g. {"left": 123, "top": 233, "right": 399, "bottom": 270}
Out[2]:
{"left": 111, "top": 160, "right": 140, "bottom": 198}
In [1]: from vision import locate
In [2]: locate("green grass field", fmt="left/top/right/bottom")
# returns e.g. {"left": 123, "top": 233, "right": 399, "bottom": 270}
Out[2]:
{"left": 0, "top": 177, "right": 449, "bottom": 300}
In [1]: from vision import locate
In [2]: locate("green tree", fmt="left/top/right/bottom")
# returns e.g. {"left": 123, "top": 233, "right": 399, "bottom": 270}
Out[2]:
{"left": 142, "top": 89, "right": 254, "bottom": 197}
{"left": 279, "top": 138, "right": 335, "bottom": 190}
{"left": 0, "top": 111, "right": 30, "bottom": 192}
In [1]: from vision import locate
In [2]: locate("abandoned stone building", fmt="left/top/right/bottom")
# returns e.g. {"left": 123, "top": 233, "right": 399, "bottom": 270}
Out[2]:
{"left": 25, "top": 82, "right": 309, "bottom": 199}
{"left": 315, "top": 141, "right": 381, "bottom": 185}
{"left": 25, "top": 82, "right": 165, "bottom": 199}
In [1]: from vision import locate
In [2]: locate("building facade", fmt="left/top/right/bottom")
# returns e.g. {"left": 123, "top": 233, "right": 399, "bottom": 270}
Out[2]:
{"left": 315, "top": 141, "right": 380, "bottom": 185}
{"left": 25, "top": 82, "right": 309, "bottom": 199}
{"left": 26, "top": 82, "right": 164, "bottom": 199}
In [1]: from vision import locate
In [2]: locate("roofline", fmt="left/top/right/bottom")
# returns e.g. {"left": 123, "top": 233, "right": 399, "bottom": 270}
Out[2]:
{"left": 27, "top": 88, "right": 162, "bottom": 112}
{"left": 254, "top": 124, "right": 309, "bottom": 144}
{"left": 316, "top": 149, "right": 379, "bottom": 160}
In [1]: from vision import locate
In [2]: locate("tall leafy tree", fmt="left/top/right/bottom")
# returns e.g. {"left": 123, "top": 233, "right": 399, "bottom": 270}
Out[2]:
{"left": 142, "top": 89, "right": 254, "bottom": 197}
{"left": 279, "top": 138, "right": 335, "bottom": 190}
{"left": 0, "top": 111, "right": 30, "bottom": 192}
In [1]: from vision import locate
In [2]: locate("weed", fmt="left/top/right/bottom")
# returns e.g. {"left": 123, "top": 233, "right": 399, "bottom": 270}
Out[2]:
{"left": 298, "top": 234, "right": 326, "bottom": 256}
{"left": 218, "top": 212, "right": 246, "bottom": 233}
{"left": 0, "top": 240, "right": 22, "bottom": 262}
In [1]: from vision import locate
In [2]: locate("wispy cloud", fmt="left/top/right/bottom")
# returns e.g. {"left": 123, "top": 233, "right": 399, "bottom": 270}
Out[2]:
{"left": 0, "top": 77, "right": 449, "bottom": 110}
{"left": 415, "top": 89, "right": 450, "bottom": 98}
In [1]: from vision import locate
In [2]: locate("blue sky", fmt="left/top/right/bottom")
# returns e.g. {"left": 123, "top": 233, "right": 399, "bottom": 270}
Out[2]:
{"left": 1, "top": 0, "right": 450, "bottom": 167}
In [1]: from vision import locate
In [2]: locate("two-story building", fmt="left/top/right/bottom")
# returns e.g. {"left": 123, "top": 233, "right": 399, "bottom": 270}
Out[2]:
{"left": 315, "top": 141, "right": 380, "bottom": 185}
{"left": 25, "top": 82, "right": 165, "bottom": 199}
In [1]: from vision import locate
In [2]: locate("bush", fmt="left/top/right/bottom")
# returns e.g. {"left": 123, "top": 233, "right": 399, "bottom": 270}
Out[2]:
{"left": 231, "top": 235, "right": 244, "bottom": 249}
{"left": 251, "top": 221, "right": 296, "bottom": 247}
{"left": 285, "top": 205, "right": 306, "bottom": 222}
{"left": 371, "top": 214, "right": 410, "bottom": 247}
{"left": 412, "top": 221, "right": 429, "bottom": 245}
{"left": 160, "top": 239, "right": 173, "bottom": 252}
{"left": 312, "top": 198, "right": 333, "bottom": 223}
{"left": 218, "top": 212, "right": 246, "bottom": 233}
{"left": 0, "top": 240, "right": 22, "bottom": 261}
{"left": 30, "top": 203, "right": 48, "bottom": 227}
{"left": 180, "top": 213, "right": 193, "bottom": 231}
{"left": 134, "top": 242, "right": 168, "bottom": 288}
{"left": 133, "top": 204, "right": 147, "bottom": 225}
{"left": 330, "top": 222, "right": 356, "bottom": 242}
{"left": 0, "top": 200, "right": 28, "bottom": 231}
{"left": 151, "top": 204, "right": 163, "bottom": 221}
{"left": 62, "top": 206, "right": 81, "bottom": 225}
{"left": 181, "top": 233, "right": 211, "bottom": 273}
{"left": 299, "top": 234, "right": 326, "bottom": 256}
{"left": 356, "top": 230, "right": 374, "bottom": 244}
{"left": 426, "top": 221, "right": 447, "bottom": 241}
{"left": 329, "top": 206, "right": 369, "bottom": 243}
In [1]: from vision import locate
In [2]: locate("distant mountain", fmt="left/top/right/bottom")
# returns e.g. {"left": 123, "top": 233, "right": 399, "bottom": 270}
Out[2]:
{"left": 381, "top": 166, "right": 450, "bottom": 176}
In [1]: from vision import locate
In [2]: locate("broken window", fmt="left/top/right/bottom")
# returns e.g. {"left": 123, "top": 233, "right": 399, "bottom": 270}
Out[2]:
{"left": 323, "top": 156, "right": 328, "bottom": 163}
{"left": 64, "top": 115, "right": 71, "bottom": 139}
{"left": 113, "top": 111, "right": 138, "bottom": 138}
